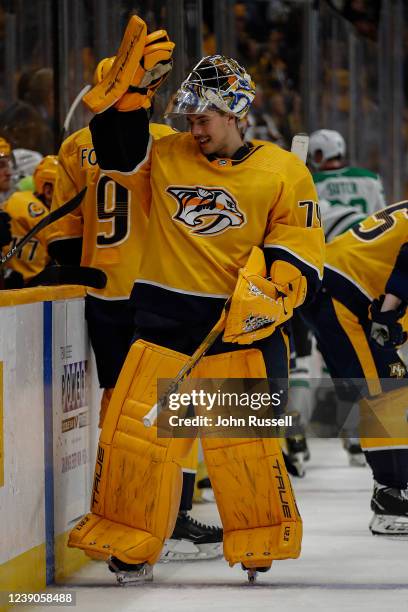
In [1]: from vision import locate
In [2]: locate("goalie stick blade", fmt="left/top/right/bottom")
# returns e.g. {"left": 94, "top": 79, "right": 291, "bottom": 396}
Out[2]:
{"left": 291, "top": 133, "right": 309, "bottom": 164}
{"left": 27, "top": 265, "right": 107, "bottom": 289}
{"left": 1, "top": 187, "right": 87, "bottom": 265}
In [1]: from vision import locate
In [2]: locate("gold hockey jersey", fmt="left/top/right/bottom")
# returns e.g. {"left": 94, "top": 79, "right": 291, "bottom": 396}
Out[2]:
{"left": 104, "top": 133, "right": 324, "bottom": 321}
{"left": 2, "top": 191, "right": 51, "bottom": 281}
{"left": 49, "top": 122, "right": 175, "bottom": 299}
{"left": 325, "top": 201, "right": 408, "bottom": 302}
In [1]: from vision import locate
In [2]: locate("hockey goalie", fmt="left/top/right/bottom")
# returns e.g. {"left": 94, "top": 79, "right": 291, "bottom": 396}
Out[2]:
{"left": 68, "top": 15, "right": 325, "bottom": 584}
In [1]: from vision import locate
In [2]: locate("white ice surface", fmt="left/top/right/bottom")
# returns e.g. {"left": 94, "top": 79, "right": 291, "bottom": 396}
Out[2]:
{"left": 27, "top": 439, "right": 408, "bottom": 612}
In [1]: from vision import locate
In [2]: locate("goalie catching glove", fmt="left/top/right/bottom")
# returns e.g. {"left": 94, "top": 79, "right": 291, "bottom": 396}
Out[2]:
{"left": 83, "top": 15, "right": 174, "bottom": 113}
{"left": 223, "top": 246, "right": 307, "bottom": 345}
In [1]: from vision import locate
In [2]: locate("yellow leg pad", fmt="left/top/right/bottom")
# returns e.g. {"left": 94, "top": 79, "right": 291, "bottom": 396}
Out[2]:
{"left": 197, "top": 349, "right": 302, "bottom": 566}
{"left": 68, "top": 514, "right": 163, "bottom": 564}
{"left": 180, "top": 439, "right": 198, "bottom": 471}
{"left": 203, "top": 438, "right": 302, "bottom": 565}
{"left": 359, "top": 386, "right": 408, "bottom": 447}
{"left": 99, "top": 387, "right": 114, "bottom": 429}
{"left": 68, "top": 340, "right": 194, "bottom": 565}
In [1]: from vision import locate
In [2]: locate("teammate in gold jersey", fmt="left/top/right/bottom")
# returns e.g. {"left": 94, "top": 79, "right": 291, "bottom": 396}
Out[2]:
{"left": 68, "top": 18, "right": 324, "bottom": 584}
{"left": 1, "top": 155, "right": 58, "bottom": 287}
{"left": 48, "top": 122, "right": 174, "bottom": 399}
{"left": 303, "top": 201, "right": 408, "bottom": 535}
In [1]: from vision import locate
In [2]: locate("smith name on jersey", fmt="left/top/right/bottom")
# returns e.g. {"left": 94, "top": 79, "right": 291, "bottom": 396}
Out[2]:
{"left": 90, "top": 108, "right": 325, "bottom": 324}
{"left": 49, "top": 122, "right": 175, "bottom": 299}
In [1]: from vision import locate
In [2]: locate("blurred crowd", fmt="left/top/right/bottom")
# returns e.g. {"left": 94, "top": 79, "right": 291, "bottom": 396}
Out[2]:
{"left": 0, "top": 0, "right": 406, "bottom": 290}
{"left": 203, "top": 1, "right": 305, "bottom": 149}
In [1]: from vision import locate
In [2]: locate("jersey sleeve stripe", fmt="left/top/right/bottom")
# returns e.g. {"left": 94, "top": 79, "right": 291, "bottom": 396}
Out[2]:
{"left": 263, "top": 244, "right": 323, "bottom": 279}
{"left": 134, "top": 278, "right": 230, "bottom": 299}
{"left": 263, "top": 244, "right": 322, "bottom": 302}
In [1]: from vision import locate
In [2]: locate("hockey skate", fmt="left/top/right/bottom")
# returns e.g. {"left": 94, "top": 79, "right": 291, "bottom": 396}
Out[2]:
{"left": 369, "top": 482, "right": 408, "bottom": 537}
{"left": 285, "top": 413, "right": 310, "bottom": 477}
{"left": 161, "top": 512, "right": 223, "bottom": 561}
{"left": 241, "top": 563, "right": 272, "bottom": 584}
{"left": 343, "top": 438, "right": 366, "bottom": 467}
{"left": 196, "top": 476, "right": 215, "bottom": 503}
{"left": 108, "top": 556, "right": 153, "bottom": 585}
{"left": 285, "top": 434, "right": 310, "bottom": 477}
{"left": 193, "top": 461, "right": 215, "bottom": 503}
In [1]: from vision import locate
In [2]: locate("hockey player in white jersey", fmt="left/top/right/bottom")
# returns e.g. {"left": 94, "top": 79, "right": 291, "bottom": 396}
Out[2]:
{"left": 305, "top": 130, "right": 386, "bottom": 465}
{"left": 309, "top": 129, "right": 385, "bottom": 241}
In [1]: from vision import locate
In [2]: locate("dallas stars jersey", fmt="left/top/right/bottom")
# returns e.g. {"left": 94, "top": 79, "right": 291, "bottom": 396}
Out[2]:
{"left": 49, "top": 122, "right": 175, "bottom": 299}
{"left": 2, "top": 191, "right": 51, "bottom": 281}
{"left": 313, "top": 167, "right": 385, "bottom": 241}
{"left": 91, "top": 110, "right": 324, "bottom": 324}
{"left": 325, "top": 201, "right": 408, "bottom": 316}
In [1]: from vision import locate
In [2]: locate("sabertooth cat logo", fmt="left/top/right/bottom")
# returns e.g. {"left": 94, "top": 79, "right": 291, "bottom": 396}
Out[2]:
{"left": 167, "top": 185, "right": 245, "bottom": 236}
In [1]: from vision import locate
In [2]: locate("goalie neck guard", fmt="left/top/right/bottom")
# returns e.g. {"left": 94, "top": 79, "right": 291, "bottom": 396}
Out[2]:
{"left": 165, "top": 55, "right": 255, "bottom": 120}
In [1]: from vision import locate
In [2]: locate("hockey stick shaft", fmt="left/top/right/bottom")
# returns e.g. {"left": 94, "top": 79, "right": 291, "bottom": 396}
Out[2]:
{"left": 143, "top": 133, "right": 309, "bottom": 427}
{"left": 290, "top": 133, "right": 309, "bottom": 164}
{"left": 60, "top": 84, "right": 91, "bottom": 146}
{"left": 1, "top": 187, "right": 87, "bottom": 265}
{"left": 27, "top": 265, "right": 107, "bottom": 289}
{"left": 143, "top": 301, "right": 230, "bottom": 427}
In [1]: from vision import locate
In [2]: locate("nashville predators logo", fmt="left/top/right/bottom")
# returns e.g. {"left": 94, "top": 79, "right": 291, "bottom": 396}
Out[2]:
{"left": 167, "top": 185, "right": 245, "bottom": 235}
{"left": 28, "top": 202, "right": 46, "bottom": 218}
{"left": 389, "top": 362, "right": 406, "bottom": 378}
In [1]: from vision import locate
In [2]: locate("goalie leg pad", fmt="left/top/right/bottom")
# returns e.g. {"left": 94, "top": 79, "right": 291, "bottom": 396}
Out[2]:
{"left": 99, "top": 387, "right": 113, "bottom": 429}
{"left": 180, "top": 438, "right": 199, "bottom": 471}
{"left": 196, "top": 349, "right": 302, "bottom": 566}
{"left": 68, "top": 340, "right": 195, "bottom": 565}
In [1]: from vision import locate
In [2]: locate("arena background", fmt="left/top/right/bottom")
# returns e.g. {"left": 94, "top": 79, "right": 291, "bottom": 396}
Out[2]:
{"left": 0, "top": 0, "right": 406, "bottom": 201}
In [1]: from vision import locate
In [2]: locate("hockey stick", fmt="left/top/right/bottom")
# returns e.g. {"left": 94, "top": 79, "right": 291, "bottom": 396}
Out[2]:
{"left": 26, "top": 265, "right": 107, "bottom": 289}
{"left": 143, "top": 133, "right": 309, "bottom": 427}
{"left": 60, "top": 84, "right": 91, "bottom": 145}
{"left": 290, "top": 133, "right": 309, "bottom": 164}
{"left": 1, "top": 187, "right": 87, "bottom": 265}
{"left": 143, "top": 300, "right": 231, "bottom": 427}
